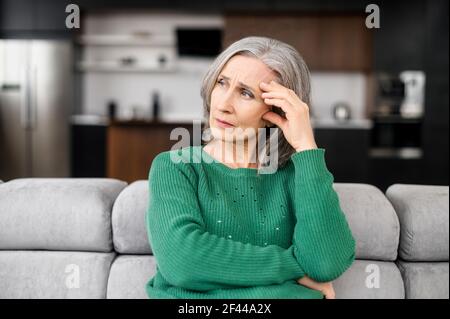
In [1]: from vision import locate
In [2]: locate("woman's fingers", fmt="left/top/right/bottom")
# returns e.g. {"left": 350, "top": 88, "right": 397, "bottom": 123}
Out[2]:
{"left": 325, "top": 291, "right": 336, "bottom": 299}
{"left": 324, "top": 283, "right": 336, "bottom": 299}
{"left": 263, "top": 97, "right": 295, "bottom": 114}
{"left": 260, "top": 81, "right": 302, "bottom": 108}
{"left": 260, "top": 80, "right": 288, "bottom": 92}
{"left": 262, "top": 111, "right": 286, "bottom": 129}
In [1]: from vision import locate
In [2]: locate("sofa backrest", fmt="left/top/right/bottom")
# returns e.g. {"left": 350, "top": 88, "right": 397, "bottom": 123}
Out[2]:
{"left": 334, "top": 183, "right": 400, "bottom": 261}
{"left": 0, "top": 178, "right": 127, "bottom": 252}
{"left": 0, "top": 178, "right": 127, "bottom": 298}
{"left": 386, "top": 184, "right": 449, "bottom": 262}
{"left": 112, "top": 181, "right": 151, "bottom": 254}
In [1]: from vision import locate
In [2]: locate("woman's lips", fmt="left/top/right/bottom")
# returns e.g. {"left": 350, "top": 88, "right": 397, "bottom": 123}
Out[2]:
{"left": 216, "top": 118, "right": 234, "bottom": 128}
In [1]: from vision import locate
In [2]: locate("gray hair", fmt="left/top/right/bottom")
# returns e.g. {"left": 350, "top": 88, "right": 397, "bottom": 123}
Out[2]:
{"left": 200, "top": 36, "right": 312, "bottom": 173}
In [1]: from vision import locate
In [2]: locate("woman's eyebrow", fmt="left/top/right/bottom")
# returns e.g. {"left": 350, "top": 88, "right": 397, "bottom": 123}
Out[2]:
{"left": 219, "top": 74, "right": 257, "bottom": 93}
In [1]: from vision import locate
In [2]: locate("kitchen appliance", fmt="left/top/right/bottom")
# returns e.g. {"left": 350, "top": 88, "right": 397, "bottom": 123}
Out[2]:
{"left": 151, "top": 90, "right": 161, "bottom": 121}
{"left": 374, "top": 71, "right": 426, "bottom": 118}
{"left": 374, "top": 73, "right": 405, "bottom": 117}
{"left": 332, "top": 102, "right": 352, "bottom": 121}
{"left": 0, "top": 40, "right": 73, "bottom": 181}
{"left": 399, "top": 71, "right": 425, "bottom": 118}
{"left": 370, "top": 71, "right": 425, "bottom": 159}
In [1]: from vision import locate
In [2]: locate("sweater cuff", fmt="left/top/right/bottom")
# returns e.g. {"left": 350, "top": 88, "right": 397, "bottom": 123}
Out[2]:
{"left": 290, "top": 148, "right": 330, "bottom": 180}
{"left": 281, "top": 246, "right": 305, "bottom": 280}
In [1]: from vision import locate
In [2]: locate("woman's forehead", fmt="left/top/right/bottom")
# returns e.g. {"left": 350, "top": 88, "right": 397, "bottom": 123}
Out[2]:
{"left": 221, "top": 55, "right": 277, "bottom": 86}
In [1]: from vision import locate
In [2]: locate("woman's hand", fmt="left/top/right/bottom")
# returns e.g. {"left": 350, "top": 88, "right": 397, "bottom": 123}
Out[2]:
{"left": 297, "top": 276, "right": 336, "bottom": 299}
{"left": 259, "top": 80, "right": 317, "bottom": 153}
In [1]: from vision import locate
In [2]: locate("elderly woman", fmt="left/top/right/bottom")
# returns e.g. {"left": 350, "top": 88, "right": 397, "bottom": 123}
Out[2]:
{"left": 145, "top": 36, "right": 356, "bottom": 299}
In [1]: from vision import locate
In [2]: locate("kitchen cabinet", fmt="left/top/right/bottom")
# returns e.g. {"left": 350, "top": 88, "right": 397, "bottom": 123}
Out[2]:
{"left": 371, "top": 0, "right": 448, "bottom": 186}
{"left": 223, "top": 13, "right": 372, "bottom": 71}
{"left": 71, "top": 124, "right": 107, "bottom": 177}
{"left": 0, "top": 0, "right": 35, "bottom": 32}
{"left": 314, "top": 127, "right": 371, "bottom": 183}
{"left": 368, "top": 158, "right": 424, "bottom": 192}
{"left": 107, "top": 121, "right": 373, "bottom": 184}
{"left": 71, "top": 117, "right": 108, "bottom": 178}
{"left": 0, "top": 0, "right": 76, "bottom": 37}
{"left": 34, "top": 0, "right": 75, "bottom": 32}
{"left": 107, "top": 120, "right": 197, "bottom": 183}
{"left": 373, "top": 0, "right": 427, "bottom": 72}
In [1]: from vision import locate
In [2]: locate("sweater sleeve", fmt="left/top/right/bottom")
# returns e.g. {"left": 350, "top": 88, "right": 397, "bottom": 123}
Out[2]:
{"left": 290, "top": 148, "right": 356, "bottom": 282}
{"left": 146, "top": 152, "right": 305, "bottom": 292}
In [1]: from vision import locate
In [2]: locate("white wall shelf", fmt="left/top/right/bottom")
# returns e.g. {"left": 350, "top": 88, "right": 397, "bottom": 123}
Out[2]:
{"left": 76, "top": 61, "right": 178, "bottom": 73}
{"left": 76, "top": 34, "right": 175, "bottom": 47}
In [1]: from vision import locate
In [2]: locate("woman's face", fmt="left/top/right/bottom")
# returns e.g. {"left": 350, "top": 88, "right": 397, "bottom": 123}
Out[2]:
{"left": 209, "top": 54, "right": 278, "bottom": 143}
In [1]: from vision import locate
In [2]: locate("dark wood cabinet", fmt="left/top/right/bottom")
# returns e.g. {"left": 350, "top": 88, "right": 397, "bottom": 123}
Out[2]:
{"left": 107, "top": 121, "right": 197, "bottom": 183}
{"left": 223, "top": 13, "right": 373, "bottom": 71}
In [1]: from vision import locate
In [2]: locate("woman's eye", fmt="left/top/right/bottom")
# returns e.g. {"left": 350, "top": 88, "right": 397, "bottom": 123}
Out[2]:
{"left": 216, "top": 79, "right": 253, "bottom": 98}
{"left": 242, "top": 90, "right": 254, "bottom": 98}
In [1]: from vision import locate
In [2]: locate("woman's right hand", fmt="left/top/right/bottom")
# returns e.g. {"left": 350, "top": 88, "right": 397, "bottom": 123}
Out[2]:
{"left": 297, "top": 276, "right": 336, "bottom": 299}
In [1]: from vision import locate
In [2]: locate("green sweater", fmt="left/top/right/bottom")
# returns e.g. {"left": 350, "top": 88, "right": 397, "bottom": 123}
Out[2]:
{"left": 145, "top": 145, "right": 356, "bottom": 299}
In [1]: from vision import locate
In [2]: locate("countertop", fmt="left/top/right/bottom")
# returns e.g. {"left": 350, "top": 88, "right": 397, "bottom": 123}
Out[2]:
{"left": 70, "top": 115, "right": 373, "bottom": 130}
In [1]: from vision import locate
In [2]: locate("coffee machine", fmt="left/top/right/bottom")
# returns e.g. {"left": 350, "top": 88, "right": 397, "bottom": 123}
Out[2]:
{"left": 370, "top": 71, "right": 426, "bottom": 159}
{"left": 374, "top": 71, "right": 426, "bottom": 119}
{"left": 399, "top": 71, "right": 426, "bottom": 118}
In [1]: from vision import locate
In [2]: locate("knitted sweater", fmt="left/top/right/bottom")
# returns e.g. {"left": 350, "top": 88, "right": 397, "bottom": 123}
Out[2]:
{"left": 145, "top": 145, "right": 356, "bottom": 299}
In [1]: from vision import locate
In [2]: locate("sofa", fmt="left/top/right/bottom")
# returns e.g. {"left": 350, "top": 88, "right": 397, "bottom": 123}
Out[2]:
{"left": 0, "top": 178, "right": 448, "bottom": 299}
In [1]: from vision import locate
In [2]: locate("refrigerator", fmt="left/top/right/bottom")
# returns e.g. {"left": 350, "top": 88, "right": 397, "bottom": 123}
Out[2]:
{"left": 0, "top": 40, "right": 73, "bottom": 181}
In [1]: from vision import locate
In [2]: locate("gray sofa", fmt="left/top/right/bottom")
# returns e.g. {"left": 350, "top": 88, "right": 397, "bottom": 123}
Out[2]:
{"left": 0, "top": 178, "right": 448, "bottom": 299}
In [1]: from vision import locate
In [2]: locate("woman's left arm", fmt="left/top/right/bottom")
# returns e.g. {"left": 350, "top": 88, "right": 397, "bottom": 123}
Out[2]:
{"left": 289, "top": 148, "right": 356, "bottom": 282}
{"left": 260, "top": 81, "right": 356, "bottom": 283}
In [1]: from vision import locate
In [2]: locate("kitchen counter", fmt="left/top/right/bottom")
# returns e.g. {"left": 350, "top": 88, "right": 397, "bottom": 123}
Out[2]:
{"left": 311, "top": 118, "right": 373, "bottom": 129}
{"left": 71, "top": 115, "right": 372, "bottom": 130}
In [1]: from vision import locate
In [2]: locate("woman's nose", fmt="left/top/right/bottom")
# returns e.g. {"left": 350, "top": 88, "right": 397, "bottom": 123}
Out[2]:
{"left": 217, "top": 90, "right": 235, "bottom": 113}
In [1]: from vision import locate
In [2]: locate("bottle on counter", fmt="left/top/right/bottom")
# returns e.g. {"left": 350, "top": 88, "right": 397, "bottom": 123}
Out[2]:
{"left": 107, "top": 100, "right": 117, "bottom": 120}
{"left": 152, "top": 90, "right": 160, "bottom": 122}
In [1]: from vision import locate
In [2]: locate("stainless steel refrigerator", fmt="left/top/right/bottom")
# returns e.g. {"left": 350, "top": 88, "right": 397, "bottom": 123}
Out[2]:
{"left": 0, "top": 40, "right": 73, "bottom": 181}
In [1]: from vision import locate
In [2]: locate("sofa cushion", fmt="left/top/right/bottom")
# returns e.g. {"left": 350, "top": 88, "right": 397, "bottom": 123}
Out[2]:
{"left": 107, "top": 255, "right": 157, "bottom": 299}
{"left": 333, "top": 260, "right": 404, "bottom": 299}
{"left": 334, "top": 184, "right": 400, "bottom": 261}
{"left": 0, "top": 250, "right": 115, "bottom": 298}
{"left": 386, "top": 184, "right": 449, "bottom": 261}
{"left": 397, "top": 261, "right": 449, "bottom": 299}
{"left": 112, "top": 181, "right": 151, "bottom": 254}
{"left": 0, "top": 178, "right": 127, "bottom": 251}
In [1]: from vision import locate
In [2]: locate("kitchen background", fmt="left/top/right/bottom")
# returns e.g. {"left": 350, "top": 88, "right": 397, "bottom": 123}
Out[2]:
{"left": 0, "top": 0, "right": 448, "bottom": 191}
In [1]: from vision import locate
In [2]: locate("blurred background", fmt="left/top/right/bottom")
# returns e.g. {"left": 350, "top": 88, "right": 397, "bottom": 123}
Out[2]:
{"left": 0, "top": 0, "right": 448, "bottom": 191}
